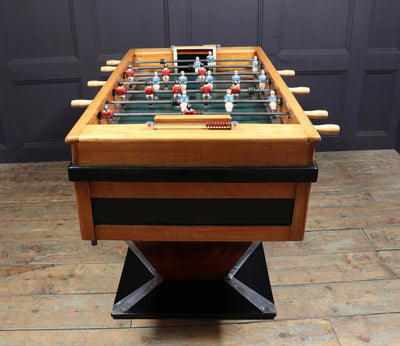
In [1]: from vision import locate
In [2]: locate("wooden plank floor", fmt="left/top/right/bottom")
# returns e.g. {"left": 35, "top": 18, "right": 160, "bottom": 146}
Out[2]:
{"left": 0, "top": 150, "right": 399, "bottom": 345}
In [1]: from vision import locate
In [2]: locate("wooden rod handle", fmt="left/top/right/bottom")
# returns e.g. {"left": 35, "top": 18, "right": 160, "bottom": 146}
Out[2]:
{"left": 314, "top": 124, "right": 340, "bottom": 135}
{"left": 304, "top": 110, "right": 329, "bottom": 119}
{"left": 106, "top": 60, "right": 121, "bottom": 66}
{"left": 289, "top": 87, "right": 310, "bottom": 94}
{"left": 71, "top": 99, "right": 92, "bottom": 108}
{"left": 277, "top": 70, "right": 295, "bottom": 77}
{"left": 101, "top": 66, "right": 117, "bottom": 72}
{"left": 87, "top": 80, "right": 107, "bottom": 87}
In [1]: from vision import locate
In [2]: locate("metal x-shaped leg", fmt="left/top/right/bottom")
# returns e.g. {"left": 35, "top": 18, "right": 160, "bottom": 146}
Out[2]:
{"left": 111, "top": 241, "right": 164, "bottom": 315}
{"left": 225, "top": 242, "right": 276, "bottom": 315}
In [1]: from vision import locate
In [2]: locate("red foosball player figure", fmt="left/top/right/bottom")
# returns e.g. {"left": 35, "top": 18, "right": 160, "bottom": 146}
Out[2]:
{"left": 126, "top": 65, "right": 134, "bottom": 83}
{"left": 230, "top": 81, "right": 241, "bottom": 99}
{"left": 197, "top": 63, "right": 207, "bottom": 81}
{"left": 116, "top": 81, "right": 126, "bottom": 101}
{"left": 162, "top": 64, "right": 170, "bottom": 82}
{"left": 183, "top": 103, "right": 196, "bottom": 115}
{"left": 172, "top": 80, "right": 182, "bottom": 100}
{"left": 144, "top": 81, "right": 155, "bottom": 109}
{"left": 201, "top": 80, "right": 212, "bottom": 101}
{"left": 102, "top": 104, "right": 114, "bottom": 122}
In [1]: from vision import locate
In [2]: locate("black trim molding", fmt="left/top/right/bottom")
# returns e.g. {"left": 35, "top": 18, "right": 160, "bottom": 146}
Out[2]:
{"left": 68, "top": 164, "right": 318, "bottom": 183}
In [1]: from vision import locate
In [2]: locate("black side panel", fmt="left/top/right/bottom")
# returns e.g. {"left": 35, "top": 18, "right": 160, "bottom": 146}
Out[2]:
{"left": 92, "top": 198, "right": 294, "bottom": 226}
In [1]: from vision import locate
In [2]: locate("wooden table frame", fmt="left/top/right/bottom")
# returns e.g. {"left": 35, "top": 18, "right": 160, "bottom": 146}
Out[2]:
{"left": 66, "top": 46, "right": 320, "bottom": 244}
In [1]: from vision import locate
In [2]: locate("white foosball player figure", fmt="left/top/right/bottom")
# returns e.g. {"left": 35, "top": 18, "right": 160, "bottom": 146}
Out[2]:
{"left": 252, "top": 56, "right": 259, "bottom": 73}
{"left": 224, "top": 89, "right": 234, "bottom": 112}
{"left": 144, "top": 82, "right": 155, "bottom": 109}
{"left": 193, "top": 56, "right": 201, "bottom": 73}
{"left": 152, "top": 71, "right": 160, "bottom": 98}
{"left": 232, "top": 70, "right": 241, "bottom": 84}
{"left": 258, "top": 69, "right": 267, "bottom": 90}
{"left": 198, "top": 63, "right": 206, "bottom": 82}
{"left": 268, "top": 90, "right": 278, "bottom": 112}
{"left": 201, "top": 80, "right": 212, "bottom": 101}
{"left": 206, "top": 51, "right": 215, "bottom": 67}
{"left": 179, "top": 90, "right": 190, "bottom": 112}
{"left": 126, "top": 65, "right": 134, "bottom": 83}
{"left": 162, "top": 64, "right": 170, "bottom": 82}
{"left": 205, "top": 70, "right": 214, "bottom": 89}
{"left": 179, "top": 71, "right": 187, "bottom": 91}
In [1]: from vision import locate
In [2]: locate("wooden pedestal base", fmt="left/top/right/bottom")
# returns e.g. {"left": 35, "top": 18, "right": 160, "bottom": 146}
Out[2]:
{"left": 112, "top": 241, "right": 276, "bottom": 319}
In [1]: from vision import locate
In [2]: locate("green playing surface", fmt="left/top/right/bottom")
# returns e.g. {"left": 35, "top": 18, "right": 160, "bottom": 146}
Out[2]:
{"left": 116, "top": 74, "right": 280, "bottom": 124}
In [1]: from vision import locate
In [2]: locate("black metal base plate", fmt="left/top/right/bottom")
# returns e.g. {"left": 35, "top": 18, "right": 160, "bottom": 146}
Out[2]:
{"left": 112, "top": 242, "right": 276, "bottom": 319}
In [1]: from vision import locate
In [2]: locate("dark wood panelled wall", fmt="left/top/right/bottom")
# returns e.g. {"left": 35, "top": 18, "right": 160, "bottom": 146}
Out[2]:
{"left": 0, "top": 0, "right": 399, "bottom": 162}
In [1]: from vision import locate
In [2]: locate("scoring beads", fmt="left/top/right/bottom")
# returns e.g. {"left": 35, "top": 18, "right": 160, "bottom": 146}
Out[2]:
{"left": 205, "top": 121, "right": 231, "bottom": 129}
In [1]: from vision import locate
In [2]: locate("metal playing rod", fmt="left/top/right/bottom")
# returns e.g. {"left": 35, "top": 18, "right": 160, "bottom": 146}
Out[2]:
{"left": 113, "top": 111, "right": 288, "bottom": 117}
{"left": 131, "top": 64, "right": 257, "bottom": 70}
{"left": 197, "top": 79, "right": 263, "bottom": 83}
{"left": 134, "top": 72, "right": 259, "bottom": 77}
{"left": 126, "top": 88, "right": 275, "bottom": 94}
{"left": 109, "top": 99, "right": 274, "bottom": 105}
{"left": 125, "top": 89, "right": 217, "bottom": 94}
{"left": 122, "top": 79, "right": 264, "bottom": 85}
{"left": 131, "top": 58, "right": 255, "bottom": 64}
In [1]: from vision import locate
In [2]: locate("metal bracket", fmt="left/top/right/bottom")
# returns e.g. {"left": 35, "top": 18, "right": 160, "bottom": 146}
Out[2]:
{"left": 226, "top": 277, "right": 276, "bottom": 314}
{"left": 227, "top": 241, "right": 259, "bottom": 279}
{"left": 225, "top": 241, "right": 276, "bottom": 314}
{"left": 111, "top": 241, "right": 163, "bottom": 315}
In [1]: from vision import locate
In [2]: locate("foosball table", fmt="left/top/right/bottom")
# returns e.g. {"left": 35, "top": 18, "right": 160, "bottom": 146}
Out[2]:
{"left": 67, "top": 45, "right": 339, "bottom": 319}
